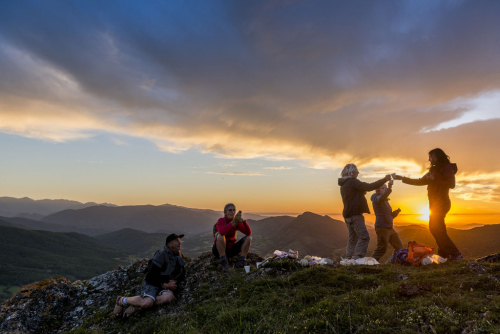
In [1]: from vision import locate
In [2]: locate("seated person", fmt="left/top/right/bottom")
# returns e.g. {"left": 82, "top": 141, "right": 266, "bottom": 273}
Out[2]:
{"left": 213, "top": 203, "right": 252, "bottom": 271}
{"left": 114, "top": 234, "right": 186, "bottom": 318}
{"left": 370, "top": 180, "right": 404, "bottom": 261}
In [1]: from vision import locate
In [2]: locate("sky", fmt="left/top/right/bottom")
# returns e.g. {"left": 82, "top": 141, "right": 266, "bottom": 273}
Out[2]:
{"left": 0, "top": 0, "right": 500, "bottom": 218}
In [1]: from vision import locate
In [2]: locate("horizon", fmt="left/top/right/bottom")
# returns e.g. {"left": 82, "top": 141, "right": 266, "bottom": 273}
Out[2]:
{"left": 1, "top": 1, "right": 500, "bottom": 221}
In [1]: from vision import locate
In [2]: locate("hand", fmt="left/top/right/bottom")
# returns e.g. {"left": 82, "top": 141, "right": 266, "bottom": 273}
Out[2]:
{"left": 162, "top": 280, "right": 177, "bottom": 291}
{"left": 392, "top": 174, "right": 403, "bottom": 180}
{"left": 384, "top": 174, "right": 392, "bottom": 181}
{"left": 233, "top": 211, "right": 243, "bottom": 225}
{"left": 388, "top": 180, "right": 394, "bottom": 188}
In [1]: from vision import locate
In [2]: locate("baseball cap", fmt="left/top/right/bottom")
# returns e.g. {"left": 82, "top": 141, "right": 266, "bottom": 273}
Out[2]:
{"left": 165, "top": 233, "right": 184, "bottom": 245}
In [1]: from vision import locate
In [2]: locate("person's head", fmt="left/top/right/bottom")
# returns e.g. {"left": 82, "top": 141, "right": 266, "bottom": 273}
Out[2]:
{"left": 341, "top": 164, "right": 359, "bottom": 179}
{"left": 224, "top": 203, "right": 236, "bottom": 219}
{"left": 376, "top": 184, "right": 387, "bottom": 194}
{"left": 165, "top": 233, "right": 183, "bottom": 252}
{"left": 428, "top": 148, "right": 450, "bottom": 167}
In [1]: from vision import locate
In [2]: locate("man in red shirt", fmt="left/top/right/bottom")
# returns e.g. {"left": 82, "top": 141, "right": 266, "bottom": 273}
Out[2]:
{"left": 212, "top": 203, "right": 252, "bottom": 271}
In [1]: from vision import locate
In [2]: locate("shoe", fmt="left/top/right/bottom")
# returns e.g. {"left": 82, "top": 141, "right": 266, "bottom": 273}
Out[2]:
{"left": 113, "top": 296, "right": 125, "bottom": 317}
{"left": 476, "top": 253, "right": 499, "bottom": 263}
{"left": 235, "top": 256, "right": 247, "bottom": 268}
{"left": 449, "top": 253, "right": 464, "bottom": 261}
{"left": 220, "top": 258, "right": 229, "bottom": 272}
{"left": 123, "top": 305, "right": 140, "bottom": 319}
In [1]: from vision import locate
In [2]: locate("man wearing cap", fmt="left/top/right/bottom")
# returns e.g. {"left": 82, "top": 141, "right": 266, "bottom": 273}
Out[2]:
{"left": 114, "top": 233, "right": 186, "bottom": 318}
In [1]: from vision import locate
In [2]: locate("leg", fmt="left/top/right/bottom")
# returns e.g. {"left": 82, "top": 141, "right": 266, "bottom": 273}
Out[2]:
{"left": 388, "top": 228, "right": 404, "bottom": 252}
{"left": 352, "top": 215, "right": 370, "bottom": 259}
{"left": 216, "top": 234, "right": 227, "bottom": 257}
{"left": 429, "top": 212, "right": 460, "bottom": 258}
{"left": 124, "top": 295, "right": 155, "bottom": 309}
{"left": 345, "top": 220, "right": 358, "bottom": 259}
{"left": 154, "top": 290, "right": 175, "bottom": 306}
{"left": 240, "top": 236, "right": 252, "bottom": 257}
{"left": 371, "top": 228, "right": 390, "bottom": 261}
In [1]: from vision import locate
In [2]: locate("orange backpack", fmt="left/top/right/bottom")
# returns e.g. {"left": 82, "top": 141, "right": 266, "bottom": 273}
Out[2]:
{"left": 406, "top": 241, "right": 434, "bottom": 266}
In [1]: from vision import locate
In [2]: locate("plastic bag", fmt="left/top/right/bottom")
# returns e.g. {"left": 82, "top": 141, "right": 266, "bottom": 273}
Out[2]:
{"left": 273, "top": 250, "right": 288, "bottom": 258}
{"left": 287, "top": 249, "right": 299, "bottom": 259}
{"left": 316, "top": 258, "right": 334, "bottom": 265}
{"left": 355, "top": 257, "right": 379, "bottom": 265}
{"left": 421, "top": 254, "right": 447, "bottom": 265}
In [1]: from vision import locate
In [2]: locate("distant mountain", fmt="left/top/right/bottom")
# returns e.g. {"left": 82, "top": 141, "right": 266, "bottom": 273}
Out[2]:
{"left": 0, "top": 196, "right": 116, "bottom": 217}
{"left": 0, "top": 216, "right": 109, "bottom": 236}
{"left": 95, "top": 228, "right": 169, "bottom": 258}
{"left": 14, "top": 213, "right": 45, "bottom": 220}
{"left": 0, "top": 226, "right": 127, "bottom": 301}
{"left": 42, "top": 204, "right": 263, "bottom": 234}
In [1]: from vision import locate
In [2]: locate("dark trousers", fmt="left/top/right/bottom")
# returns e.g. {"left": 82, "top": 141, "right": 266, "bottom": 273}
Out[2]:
{"left": 371, "top": 227, "right": 403, "bottom": 261}
{"left": 429, "top": 210, "right": 460, "bottom": 258}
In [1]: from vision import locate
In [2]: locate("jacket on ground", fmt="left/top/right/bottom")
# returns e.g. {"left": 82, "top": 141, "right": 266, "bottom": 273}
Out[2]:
{"left": 339, "top": 176, "right": 387, "bottom": 218}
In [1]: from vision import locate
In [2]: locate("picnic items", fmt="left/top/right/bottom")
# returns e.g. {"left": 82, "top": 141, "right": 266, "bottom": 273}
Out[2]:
{"left": 340, "top": 257, "right": 380, "bottom": 266}
{"left": 301, "top": 255, "right": 334, "bottom": 266}
{"left": 421, "top": 254, "right": 447, "bottom": 265}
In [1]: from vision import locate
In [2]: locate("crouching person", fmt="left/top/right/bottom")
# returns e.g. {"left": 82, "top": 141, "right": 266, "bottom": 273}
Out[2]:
{"left": 371, "top": 180, "right": 404, "bottom": 261}
{"left": 114, "top": 234, "right": 186, "bottom": 318}
{"left": 213, "top": 203, "right": 252, "bottom": 271}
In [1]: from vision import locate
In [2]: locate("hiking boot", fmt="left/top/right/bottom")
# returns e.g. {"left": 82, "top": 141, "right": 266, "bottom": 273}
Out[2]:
{"left": 235, "top": 256, "right": 247, "bottom": 268}
{"left": 220, "top": 258, "right": 229, "bottom": 272}
{"left": 449, "top": 253, "right": 464, "bottom": 261}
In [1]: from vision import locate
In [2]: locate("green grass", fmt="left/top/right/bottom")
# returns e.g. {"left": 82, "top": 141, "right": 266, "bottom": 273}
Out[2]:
{"left": 70, "top": 260, "right": 500, "bottom": 333}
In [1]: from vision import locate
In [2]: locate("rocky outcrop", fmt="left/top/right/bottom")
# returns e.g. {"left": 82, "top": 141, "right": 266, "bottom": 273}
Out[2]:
{"left": 0, "top": 252, "right": 269, "bottom": 334}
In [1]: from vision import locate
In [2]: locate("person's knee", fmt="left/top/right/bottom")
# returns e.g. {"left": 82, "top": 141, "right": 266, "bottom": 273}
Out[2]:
{"left": 216, "top": 234, "right": 226, "bottom": 244}
{"left": 158, "top": 291, "right": 175, "bottom": 305}
{"left": 141, "top": 297, "right": 154, "bottom": 309}
{"left": 245, "top": 236, "right": 252, "bottom": 244}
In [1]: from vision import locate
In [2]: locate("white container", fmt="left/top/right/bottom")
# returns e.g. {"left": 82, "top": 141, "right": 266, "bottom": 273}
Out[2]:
{"left": 244, "top": 266, "right": 250, "bottom": 273}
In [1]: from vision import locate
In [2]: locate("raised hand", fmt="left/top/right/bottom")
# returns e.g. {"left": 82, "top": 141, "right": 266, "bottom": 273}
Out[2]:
{"left": 388, "top": 180, "right": 394, "bottom": 188}
{"left": 392, "top": 174, "right": 403, "bottom": 180}
{"left": 384, "top": 174, "right": 392, "bottom": 181}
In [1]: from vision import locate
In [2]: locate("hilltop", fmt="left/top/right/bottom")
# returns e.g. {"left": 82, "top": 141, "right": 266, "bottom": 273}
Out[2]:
{"left": 1, "top": 253, "right": 499, "bottom": 334}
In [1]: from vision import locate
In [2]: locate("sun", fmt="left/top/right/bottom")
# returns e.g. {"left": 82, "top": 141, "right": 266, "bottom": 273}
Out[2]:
{"left": 418, "top": 206, "right": 430, "bottom": 222}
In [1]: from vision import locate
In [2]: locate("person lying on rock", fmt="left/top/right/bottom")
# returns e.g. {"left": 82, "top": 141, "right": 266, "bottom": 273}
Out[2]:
{"left": 370, "top": 180, "right": 404, "bottom": 262}
{"left": 114, "top": 233, "right": 186, "bottom": 318}
{"left": 212, "top": 203, "right": 252, "bottom": 271}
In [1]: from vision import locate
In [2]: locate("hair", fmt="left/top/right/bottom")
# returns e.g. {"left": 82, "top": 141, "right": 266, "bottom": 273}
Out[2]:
{"left": 428, "top": 148, "right": 451, "bottom": 168}
{"left": 224, "top": 203, "right": 235, "bottom": 214}
{"left": 341, "top": 164, "right": 358, "bottom": 177}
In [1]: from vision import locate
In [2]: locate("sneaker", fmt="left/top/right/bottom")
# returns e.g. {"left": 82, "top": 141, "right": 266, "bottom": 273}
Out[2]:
{"left": 235, "top": 256, "right": 247, "bottom": 268}
{"left": 220, "top": 258, "right": 229, "bottom": 272}
{"left": 113, "top": 296, "right": 125, "bottom": 317}
{"left": 449, "top": 253, "right": 464, "bottom": 261}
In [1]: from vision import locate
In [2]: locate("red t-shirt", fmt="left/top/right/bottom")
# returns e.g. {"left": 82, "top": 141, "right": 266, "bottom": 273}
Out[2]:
{"left": 213, "top": 216, "right": 252, "bottom": 248}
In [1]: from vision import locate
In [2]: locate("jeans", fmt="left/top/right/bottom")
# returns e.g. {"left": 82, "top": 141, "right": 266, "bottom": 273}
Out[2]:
{"left": 345, "top": 215, "right": 370, "bottom": 259}
{"left": 429, "top": 210, "right": 460, "bottom": 258}
{"left": 371, "top": 227, "right": 403, "bottom": 261}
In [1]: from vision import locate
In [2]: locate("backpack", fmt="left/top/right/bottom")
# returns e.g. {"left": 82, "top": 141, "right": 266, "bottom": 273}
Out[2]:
{"left": 143, "top": 249, "right": 170, "bottom": 274}
{"left": 406, "top": 241, "right": 434, "bottom": 266}
{"left": 390, "top": 248, "right": 411, "bottom": 266}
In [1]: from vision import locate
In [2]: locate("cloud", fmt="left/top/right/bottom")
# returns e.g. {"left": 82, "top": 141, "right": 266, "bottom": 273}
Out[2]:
{"left": 205, "top": 172, "right": 265, "bottom": 176}
{"left": 263, "top": 166, "right": 293, "bottom": 170}
{"left": 0, "top": 0, "right": 500, "bottom": 180}
{"left": 453, "top": 172, "right": 500, "bottom": 202}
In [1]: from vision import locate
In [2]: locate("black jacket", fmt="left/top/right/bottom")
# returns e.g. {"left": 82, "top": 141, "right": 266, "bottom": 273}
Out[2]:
{"left": 145, "top": 247, "right": 186, "bottom": 288}
{"left": 338, "top": 176, "right": 387, "bottom": 218}
{"left": 402, "top": 163, "right": 457, "bottom": 212}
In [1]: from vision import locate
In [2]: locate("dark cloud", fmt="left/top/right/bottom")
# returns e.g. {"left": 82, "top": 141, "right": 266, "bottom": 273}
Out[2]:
{"left": 1, "top": 0, "right": 500, "bottom": 174}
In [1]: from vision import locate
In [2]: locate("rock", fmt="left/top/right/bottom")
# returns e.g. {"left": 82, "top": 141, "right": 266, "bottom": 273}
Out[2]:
{"left": 396, "top": 274, "right": 408, "bottom": 281}
{"left": 467, "top": 261, "right": 488, "bottom": 274}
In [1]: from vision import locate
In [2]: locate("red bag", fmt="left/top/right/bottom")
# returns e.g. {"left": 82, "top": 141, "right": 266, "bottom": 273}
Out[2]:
{"left": 406, "top": 241, "right": 434, "bottom": 266}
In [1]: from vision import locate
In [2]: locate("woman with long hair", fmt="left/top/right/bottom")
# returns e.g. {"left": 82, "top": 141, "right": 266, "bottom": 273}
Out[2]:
{"left": 394, "top": 148, "right": 463, "bottom": 260}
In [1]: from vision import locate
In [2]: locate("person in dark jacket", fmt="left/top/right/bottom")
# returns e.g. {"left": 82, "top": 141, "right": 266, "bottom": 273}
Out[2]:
{"left": 370, "top": 180, "right": 403, "bottom": 261}
{"left": 394, "top": 148, "right": 463, "bottom": 260}
{"left": 114, "top": 234, "right": 186, "bottom": 318}
{"left": 339, "top": 164, "right": 391, "bottom": 259}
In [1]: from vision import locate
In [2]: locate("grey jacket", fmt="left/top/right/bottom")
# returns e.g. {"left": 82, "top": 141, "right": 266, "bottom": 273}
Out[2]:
{"left": 371, "top": 188, "right": 399, "bottom": 228}
{"left": 339, "top": 176, "right": 387, "bottom": 218}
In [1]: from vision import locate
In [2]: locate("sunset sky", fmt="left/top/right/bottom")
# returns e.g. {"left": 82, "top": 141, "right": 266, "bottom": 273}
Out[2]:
{"left": 1, "top": 1, "right": 499, "bottom": 218}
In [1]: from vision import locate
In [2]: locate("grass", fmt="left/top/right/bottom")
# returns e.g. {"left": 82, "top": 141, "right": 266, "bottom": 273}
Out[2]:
{"left": 68, "top": 260, "right": 500, "bottom": 333}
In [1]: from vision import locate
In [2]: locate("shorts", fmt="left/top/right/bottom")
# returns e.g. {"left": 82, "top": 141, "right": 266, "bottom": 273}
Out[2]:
{"left": 140, "top": 281, "right": 171, "bottom": 301}
{"left": 212, "top": 235, "right": 248, "bottom": 258}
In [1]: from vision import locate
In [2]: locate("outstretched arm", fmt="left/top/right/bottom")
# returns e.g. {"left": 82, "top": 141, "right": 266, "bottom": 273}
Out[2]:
{"left": 352, "top": 175, "right": 391, "bottom": 192}
{"left": 394, "top": 173, "right": 430, "bottom": 186}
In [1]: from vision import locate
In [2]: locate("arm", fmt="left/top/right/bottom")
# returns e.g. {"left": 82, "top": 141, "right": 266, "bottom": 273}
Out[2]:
{"left": 401, "top": 173, "right": 430, "bottom": 186}
{"left": 145, "top": 264, "right": 163, "bottom": 287}
{"left": 352, "top": 177, "right": 389, "bottom": 192}
{"left": 392, "top": 209, "right": 401, "bottom": 218}
{"left": 372, "top": 188, "right": 392, "bottom": 204}
{"left": 217, "top": 218, "right": 235, "bottom": 236}
{"left": 236, "top": 220, "right": 252, "bottom": 236}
